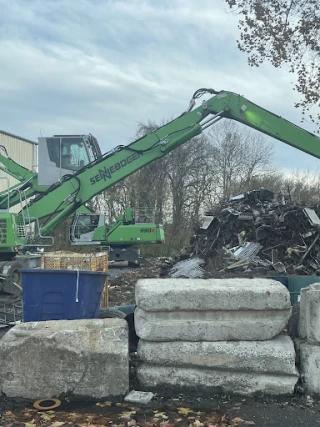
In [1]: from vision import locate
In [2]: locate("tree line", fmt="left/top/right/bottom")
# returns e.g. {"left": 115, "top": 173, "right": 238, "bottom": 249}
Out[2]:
{"left": 89, "top": 119, "right": 320, "bottom": 256}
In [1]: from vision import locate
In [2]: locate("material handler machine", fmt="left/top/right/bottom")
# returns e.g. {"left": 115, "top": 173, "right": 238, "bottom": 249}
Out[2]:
{"left": 0, "top": 88, "right": 320, "bottom": 295}
{"left": 0, "top": 135, "right": 162, "bottom": 270}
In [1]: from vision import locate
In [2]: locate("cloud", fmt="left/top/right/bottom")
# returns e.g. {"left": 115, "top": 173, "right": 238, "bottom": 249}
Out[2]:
{"left": 0, "top": 0, "right": 319, "bottom": 172}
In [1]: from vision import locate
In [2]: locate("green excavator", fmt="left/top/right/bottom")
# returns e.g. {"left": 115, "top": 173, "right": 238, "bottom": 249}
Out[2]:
{"left": 0, "top": 135, "right": 164, "bottom": 293}
{"left": 0, "top": 87, "right": 319, "bottom": 294}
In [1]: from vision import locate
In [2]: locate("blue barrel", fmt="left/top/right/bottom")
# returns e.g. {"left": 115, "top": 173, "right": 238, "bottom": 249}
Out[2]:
{"left": 21, "top": 269, "right": 108, "bottom": 322}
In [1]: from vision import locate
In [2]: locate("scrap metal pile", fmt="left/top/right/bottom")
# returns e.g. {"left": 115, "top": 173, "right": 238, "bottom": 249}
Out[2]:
{"left": 189, "top": 189, "right": 320, "bottom": 275}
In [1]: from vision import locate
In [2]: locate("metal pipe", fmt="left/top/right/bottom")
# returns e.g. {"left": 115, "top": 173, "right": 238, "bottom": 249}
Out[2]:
{"left": 200, "top": 111, "right": 223, "bottom": 127}
{"left": 201, "top": 115, "right": 223, "bottom": 130}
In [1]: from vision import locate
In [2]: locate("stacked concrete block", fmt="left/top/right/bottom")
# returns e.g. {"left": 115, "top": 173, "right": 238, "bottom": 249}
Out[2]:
{"left": 299, "top": 283, "right": 320, "bottom": 394}
{"left": 0, "top": 318, "right": 129, "bottom": 399}
{"left": 136, "top": 278, "right": 298, "bottom": 395}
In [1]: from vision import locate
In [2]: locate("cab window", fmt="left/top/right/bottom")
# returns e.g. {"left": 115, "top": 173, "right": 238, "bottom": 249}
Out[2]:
{"left": 46, "top": 137, "right": 90, "bottom": 170}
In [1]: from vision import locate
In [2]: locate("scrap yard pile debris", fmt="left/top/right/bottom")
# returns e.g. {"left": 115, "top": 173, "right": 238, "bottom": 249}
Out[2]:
{"left": 187, "top": 189, "right": 320, "bottom": 276}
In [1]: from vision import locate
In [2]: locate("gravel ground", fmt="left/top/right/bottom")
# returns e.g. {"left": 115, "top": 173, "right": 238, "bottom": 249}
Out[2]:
{"left": 108, "top": 262, "right": 161, "bottom": 306}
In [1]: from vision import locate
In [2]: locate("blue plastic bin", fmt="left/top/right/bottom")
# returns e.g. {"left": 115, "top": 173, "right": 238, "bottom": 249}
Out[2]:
{"left": 268, "top": 276, "right": 289, "bottom": 289}
{"left": 21, "top": 269, "right": 108, "bottom": 322}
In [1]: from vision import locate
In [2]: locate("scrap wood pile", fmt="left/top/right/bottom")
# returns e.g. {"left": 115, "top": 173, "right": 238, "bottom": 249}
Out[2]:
{"left": 188, "top": 189, "right": 320, "bottom": 276}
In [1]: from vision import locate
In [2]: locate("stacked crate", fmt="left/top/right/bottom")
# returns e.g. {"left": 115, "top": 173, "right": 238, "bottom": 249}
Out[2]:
{"left": 41, "top": 252, "right": 109, "bottom": 307}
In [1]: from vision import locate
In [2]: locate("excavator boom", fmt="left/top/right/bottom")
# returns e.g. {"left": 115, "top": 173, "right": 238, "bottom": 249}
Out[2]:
{"left": 19, "top": 88, "right": 320, "bottom": 238}
{"left": 205, "top": 90, "right": 320, "bottom": 158}
{"left": 0, "top": 147, "right": 42, "bottom": 209}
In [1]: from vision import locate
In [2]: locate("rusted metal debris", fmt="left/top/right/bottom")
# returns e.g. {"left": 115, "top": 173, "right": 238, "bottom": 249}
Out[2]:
{"left": 189, "top": 189, "right": 320, "bottom": 275}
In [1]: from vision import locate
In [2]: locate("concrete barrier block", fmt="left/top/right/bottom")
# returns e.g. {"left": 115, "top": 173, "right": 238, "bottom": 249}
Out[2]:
{"left": 137, "top": 336, "right": 298, "bottom": 396}
{"left": 135, "top": 278, "right": 291, "bottom": 341}
{"left": 299, "top": 284, "right": 320, "bottom": 344}
{"left": 300, "top": 342, "right": 320, "bottom": 394}
{"left": 0, "top": 319, "right": 129, "bottom": 399}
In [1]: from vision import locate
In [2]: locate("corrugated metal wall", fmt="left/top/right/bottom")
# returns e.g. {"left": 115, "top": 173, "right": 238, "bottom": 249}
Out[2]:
{"left": 0, "top": 130, "right": 37, "bottom": 212}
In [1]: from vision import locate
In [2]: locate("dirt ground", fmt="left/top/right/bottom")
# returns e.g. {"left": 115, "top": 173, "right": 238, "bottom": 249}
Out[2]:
{"left": 108, "top": 261, "right": 161, "bottom": 306}
{"left": 0, "top": 392, "right": 319, "bottom": 427}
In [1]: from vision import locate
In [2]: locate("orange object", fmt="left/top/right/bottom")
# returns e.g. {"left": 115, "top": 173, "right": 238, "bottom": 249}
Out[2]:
{"left": 33, "top": 398, "right": 61, "bottom": 410}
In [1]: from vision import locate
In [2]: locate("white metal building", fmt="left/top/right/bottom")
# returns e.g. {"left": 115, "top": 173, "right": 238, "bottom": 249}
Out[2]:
{"left": 0, "top": 129, "right": 37, "bottom": 211}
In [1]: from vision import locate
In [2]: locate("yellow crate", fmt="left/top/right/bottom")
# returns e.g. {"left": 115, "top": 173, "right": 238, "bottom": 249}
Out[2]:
{"left": 41, "top": 251, "right": 108, "bottom": 272}
{"left": 41, "top": 251, "right": 109, "bottom": 307}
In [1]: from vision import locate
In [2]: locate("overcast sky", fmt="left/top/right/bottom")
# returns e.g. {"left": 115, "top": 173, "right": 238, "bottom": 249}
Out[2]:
{"left": 0, "top": 0, "right": 319, "bottom": 173}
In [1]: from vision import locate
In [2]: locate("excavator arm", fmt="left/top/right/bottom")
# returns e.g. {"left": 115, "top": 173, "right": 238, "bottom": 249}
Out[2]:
{"left": 0, "top": 146, "right": 48, "bottom": 209}
{"left": 0, "top": 146, "right": 36, "bottom": 182}
{"left": 19, "top": 108, "right": 204, "bottom": 235}
{"left": 19, "top": 88, "right": 320, "bottom": 238}
{"left": 204, "top": 90, "right": 320, "bottom": 158}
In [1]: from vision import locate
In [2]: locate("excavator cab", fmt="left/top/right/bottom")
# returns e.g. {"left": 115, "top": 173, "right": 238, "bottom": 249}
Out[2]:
{"left": 70, "top": 213, "right": 105, "bottom": 243}
{"left": 37, "top": 134, "right": 102, "bottom": 186}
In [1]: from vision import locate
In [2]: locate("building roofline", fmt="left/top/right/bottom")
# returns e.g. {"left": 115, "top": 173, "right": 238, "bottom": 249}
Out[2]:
{"left": 0, "top": 129, "right": 37, "bottom": 145}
